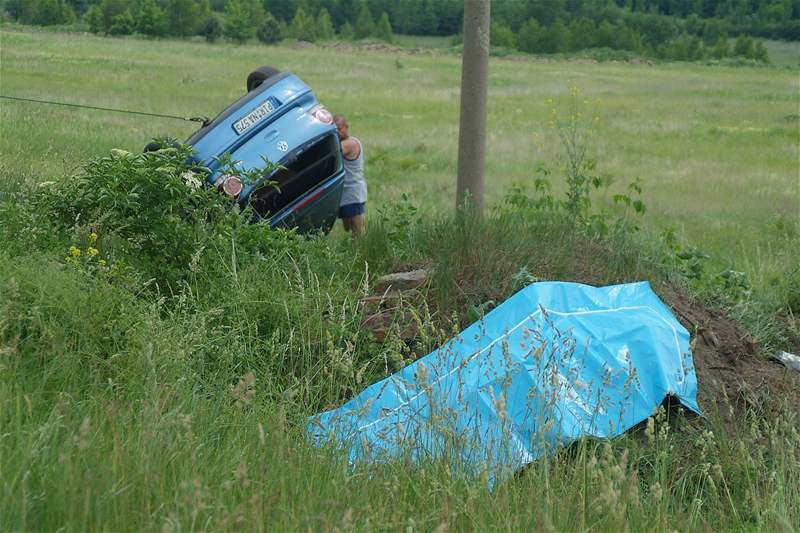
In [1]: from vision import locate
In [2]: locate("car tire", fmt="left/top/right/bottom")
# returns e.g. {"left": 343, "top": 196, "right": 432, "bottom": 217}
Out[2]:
{"left": 143, "top": 141, "right": 162, "bottom": 152}
{"left": 246, "top": 66, "right": 280, "bottom": 92}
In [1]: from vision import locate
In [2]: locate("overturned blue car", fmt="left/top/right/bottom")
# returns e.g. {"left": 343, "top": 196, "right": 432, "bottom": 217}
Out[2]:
{"left": 161, "top": 66, "right": 345, "bottom": 233}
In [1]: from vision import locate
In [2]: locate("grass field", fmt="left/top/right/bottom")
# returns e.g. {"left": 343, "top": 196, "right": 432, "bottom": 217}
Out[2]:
{"left": 763, "top": 38, "right": 800, "bottom": 67}
{"left": 2, "top": 28, "right": 800, "bottom": 531}
{"left": 1, "top": 29, "right": 798, "bottom": 299}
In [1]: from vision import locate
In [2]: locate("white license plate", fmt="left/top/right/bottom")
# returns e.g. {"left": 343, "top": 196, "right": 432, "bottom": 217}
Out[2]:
{"left": 232, "top": 97, "right": 278, "bottom": 135}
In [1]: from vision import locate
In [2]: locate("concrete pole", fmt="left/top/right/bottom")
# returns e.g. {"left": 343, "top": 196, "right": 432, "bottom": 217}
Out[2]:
{"left": 456, "top": 0, "right": 490, "bottom": 213}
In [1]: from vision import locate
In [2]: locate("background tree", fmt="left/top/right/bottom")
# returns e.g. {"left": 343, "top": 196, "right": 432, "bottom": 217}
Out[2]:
{"left": 709, "top": 36, "right": 730, "bottom": 57}
{"left": 200, "top": 12, "right": 222, "bottom": 41}
{"left": 31, "top": 0, "right": 77, "bottom": 25}
{"left": 84, "top": 4, "right": 105, "bottom": 33}
{"left": 595, "top": 19, "right": 617, "bottom": 48}
{"left": 733, "top": 33, "right": 755, "bottom": 56}
{"left": 338, "top": 20, "right": 354, "bottom": 39}
{"left": 256, "top": 11, "right": 283, "bottom": 43}
{"left": 432, "top": 0, "right": 463, "bottom": 35}
{"left": 263, "top": 0, "right": 295, "bottom": 23}
{"left": 289, "top": 6, "right": 317, "bottom": 41}
{"left": 753, "top": 39, "right": 770, "bottom": 61}
{"left": 490, "top": 20, "right": 516, "bottom": 48}
{"left": 568, "top": 17, "right": 597, "bottom": 51}
{"left": 5, "top": 0, "right": 798, "bottom": 57}
{"left": 517, "top": 18, "right": 544, "bottom": 53}
{"left": 167, "top": 0, "right": 208, "bottom": 37}
{"left": 542, "top": 19, "right": 569, "bottom": 52}
{"left": 99, "top": 0, "right": 128, "bottom": 29}
{"left": 354, "top": 4, "right": 375, "bottom": 39}
{"left": 375, "top": 11, "right": 394, "bottom": 43}
{"left": 701, "top": 18, "right": 727, "bottom": 43}
{"left": 416, "top": 0, "right": 439, "bottom": 34}
{"left": 136, "top": 0, "right": 168, "bottom": 36}
{"left": 3, "top": 0, "right": 35, "bottom": 22}
{"left": 242, "top": 0, "right": 265, "bottom": 29}
{"left": 108, "top": 8, "right": 135, "bottom": 35}
{"left": 332, "top": 0, "right": 359, "bottom": 29}
{"left": 316, "top": 8, "right": 335, "bottom": 40}
{"left": 223, "top": 0, "right": 254, "bottom": 43}
{"left": 686, "top": 34, "right": 705, "bottom": 59}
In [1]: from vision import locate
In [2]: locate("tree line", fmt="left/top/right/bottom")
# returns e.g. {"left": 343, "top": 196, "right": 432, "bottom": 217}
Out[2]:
{"left": 2, "top": 0, "right": 794, "bottom": 61}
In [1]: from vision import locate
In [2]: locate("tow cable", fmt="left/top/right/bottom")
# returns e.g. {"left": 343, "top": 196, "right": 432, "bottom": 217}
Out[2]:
{"left": 0, "top": 95, "right": 211, "bottom": 126}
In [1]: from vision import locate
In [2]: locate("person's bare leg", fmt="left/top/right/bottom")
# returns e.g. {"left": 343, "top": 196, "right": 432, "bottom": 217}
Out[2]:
{"left": 350, "top": 214, "right": 365, "bottom": 235}
{"left": 342, "top": 217, "right": 352, "bottom": 232}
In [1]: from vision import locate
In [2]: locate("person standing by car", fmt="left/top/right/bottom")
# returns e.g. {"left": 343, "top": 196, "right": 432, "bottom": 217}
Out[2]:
{"left": 334, "top": 115, "right": 367, "bottom": 235}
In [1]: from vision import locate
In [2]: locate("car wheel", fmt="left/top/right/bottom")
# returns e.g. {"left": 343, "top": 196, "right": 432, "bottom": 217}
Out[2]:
{"left": 246, "top": 66, "right": 280, "bottom": 92}
{"left": 143, "top": 141, "right": 162, "bottom": 152}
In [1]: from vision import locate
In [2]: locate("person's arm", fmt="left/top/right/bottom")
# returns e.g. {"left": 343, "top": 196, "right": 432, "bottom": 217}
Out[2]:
{"left": 341, "top": 138, "right": 360, "bottom": 160}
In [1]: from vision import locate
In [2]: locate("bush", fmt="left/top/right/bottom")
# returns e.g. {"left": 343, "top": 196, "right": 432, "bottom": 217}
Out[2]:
{"left": 136, "top": 0, "right": 168, "bottom": 37}
{"left": 31, "top": 0, "right": 76, "bottom": 25}
{"left": 107, "top": 8, "right": 135, "bottom": 36}
{"left": 200, "top": 13, "right": 222, "bottom": 42}
{"left": 316, "top": 8, "right": 334, "bottom": 40}
{"left": 256, "top": 12, "right": 282, "bottom": 44}
{"left": 375, "top": 11, "right": 394, "bottom": 43}
{"left": 338, "top": 21, "right": 354, "bottom": 40}
{"left": 31, "top": 143, "right": 270, "bottom": 290}
{"left": 517, "top": 18, "right": 543, "bottom": 53}
{"left": 289, "top": 6, "right": 316, "bottom": 42}
{"left": 84, "top": 4, "right": 104, "bottom": 33}
{"left": 733, "top": 34, "right": 755, "bottom": 58}
{"left": 490, "top": 21, "right": 515, "bottom": 49}
{"left": 223, "top": 0, "right": 255, "bottom": 43}
{"left": 354, "top": 4, "right": 374, "bottom": 39}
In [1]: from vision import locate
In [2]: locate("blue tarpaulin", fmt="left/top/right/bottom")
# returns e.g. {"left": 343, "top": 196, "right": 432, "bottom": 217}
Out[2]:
{"left": 308, "top": 281, "right": 700, "bottom": 482}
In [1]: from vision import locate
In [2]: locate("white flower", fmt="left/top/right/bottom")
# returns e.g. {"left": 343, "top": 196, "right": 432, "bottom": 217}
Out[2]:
{"left": 182, "top": 171, "right": 202, "bottom": 190}
{"left": 110, "top": 148, "right": 131, "bottom": 158}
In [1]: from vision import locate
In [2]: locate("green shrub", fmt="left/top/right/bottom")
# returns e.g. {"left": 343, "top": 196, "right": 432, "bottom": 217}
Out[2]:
{"left": 223, "top": 0, "right": 255, "bottom": 43}
{"left": 31, "top": 143, "right": 270, "bottom": 290}
{"left": 375, "top": 11, "right": 394, "bottom": 44}
{"left": 490, "top": 21, "right": 516, "bottom": 49}
{"left": 107, "top": 8, "right": 134, "bottom": 36}
{"left": 289, "top": 6, "right": 316, "bottom": 42}
{"left": 200, "top": 13, "right": 222, "bottom": 42}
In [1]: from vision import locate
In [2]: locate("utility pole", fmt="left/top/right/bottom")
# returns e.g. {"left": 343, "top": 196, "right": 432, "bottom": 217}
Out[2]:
{"left": 456, "top": 0, "right": 490, "bottom": 214}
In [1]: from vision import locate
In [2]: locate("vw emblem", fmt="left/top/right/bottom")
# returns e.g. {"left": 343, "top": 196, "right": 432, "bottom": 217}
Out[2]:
{"left": 277, "top": 141, "right": 288, "bottom": 152}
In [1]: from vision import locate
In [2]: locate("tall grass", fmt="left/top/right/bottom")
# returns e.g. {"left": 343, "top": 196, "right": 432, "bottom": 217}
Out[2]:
{"left": 1, "top": 149, "right": 797, "bottom": 530}
{"left": 2, "top": 219, "right": 798, "bottom": 530}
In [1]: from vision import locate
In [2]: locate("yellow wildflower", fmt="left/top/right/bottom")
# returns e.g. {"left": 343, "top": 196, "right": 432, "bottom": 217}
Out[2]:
{"left": 69, "top": 246, "right": 81, "bottom": 258}
{"left": 89, "top": 232, "right": 98, "bottom": 243}
{"left": 87, "top": 247, "right": 99, "bottom": 257}
{"left": 98, "top": 259, "right": 107, "bottom": 266}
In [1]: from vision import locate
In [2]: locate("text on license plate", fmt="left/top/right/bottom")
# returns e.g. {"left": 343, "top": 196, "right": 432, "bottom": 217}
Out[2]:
{"left": 232, "top": 97, "right": 278, "bottom": 135}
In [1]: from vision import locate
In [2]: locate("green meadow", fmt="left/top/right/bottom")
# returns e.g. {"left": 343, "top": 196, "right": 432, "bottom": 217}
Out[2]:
{"left": 1, "top": 28, "right": 799, "bottom": 531}
{"left": 2, "top": 29, "right": 798, "bottom": 294}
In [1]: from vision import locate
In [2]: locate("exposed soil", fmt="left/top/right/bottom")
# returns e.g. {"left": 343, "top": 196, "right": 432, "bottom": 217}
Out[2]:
{"left": 656, "top": 282, "right": 800, "bottom": 426}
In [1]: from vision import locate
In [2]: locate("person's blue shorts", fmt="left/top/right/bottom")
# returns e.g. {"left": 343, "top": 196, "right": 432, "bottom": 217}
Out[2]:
{"left": 339, "top": 202, "right": 365, "bottom": 218}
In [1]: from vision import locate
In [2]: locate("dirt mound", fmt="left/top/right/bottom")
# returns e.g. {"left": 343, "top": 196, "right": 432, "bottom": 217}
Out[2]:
{"left": 322, "top": 41, "right": 403, "bottom": 54}
{"left": 362, "top": 270, "right": 800, "bottom": 427}
{"left": 657, "top": 283, "right": 800, "bottom": 425}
